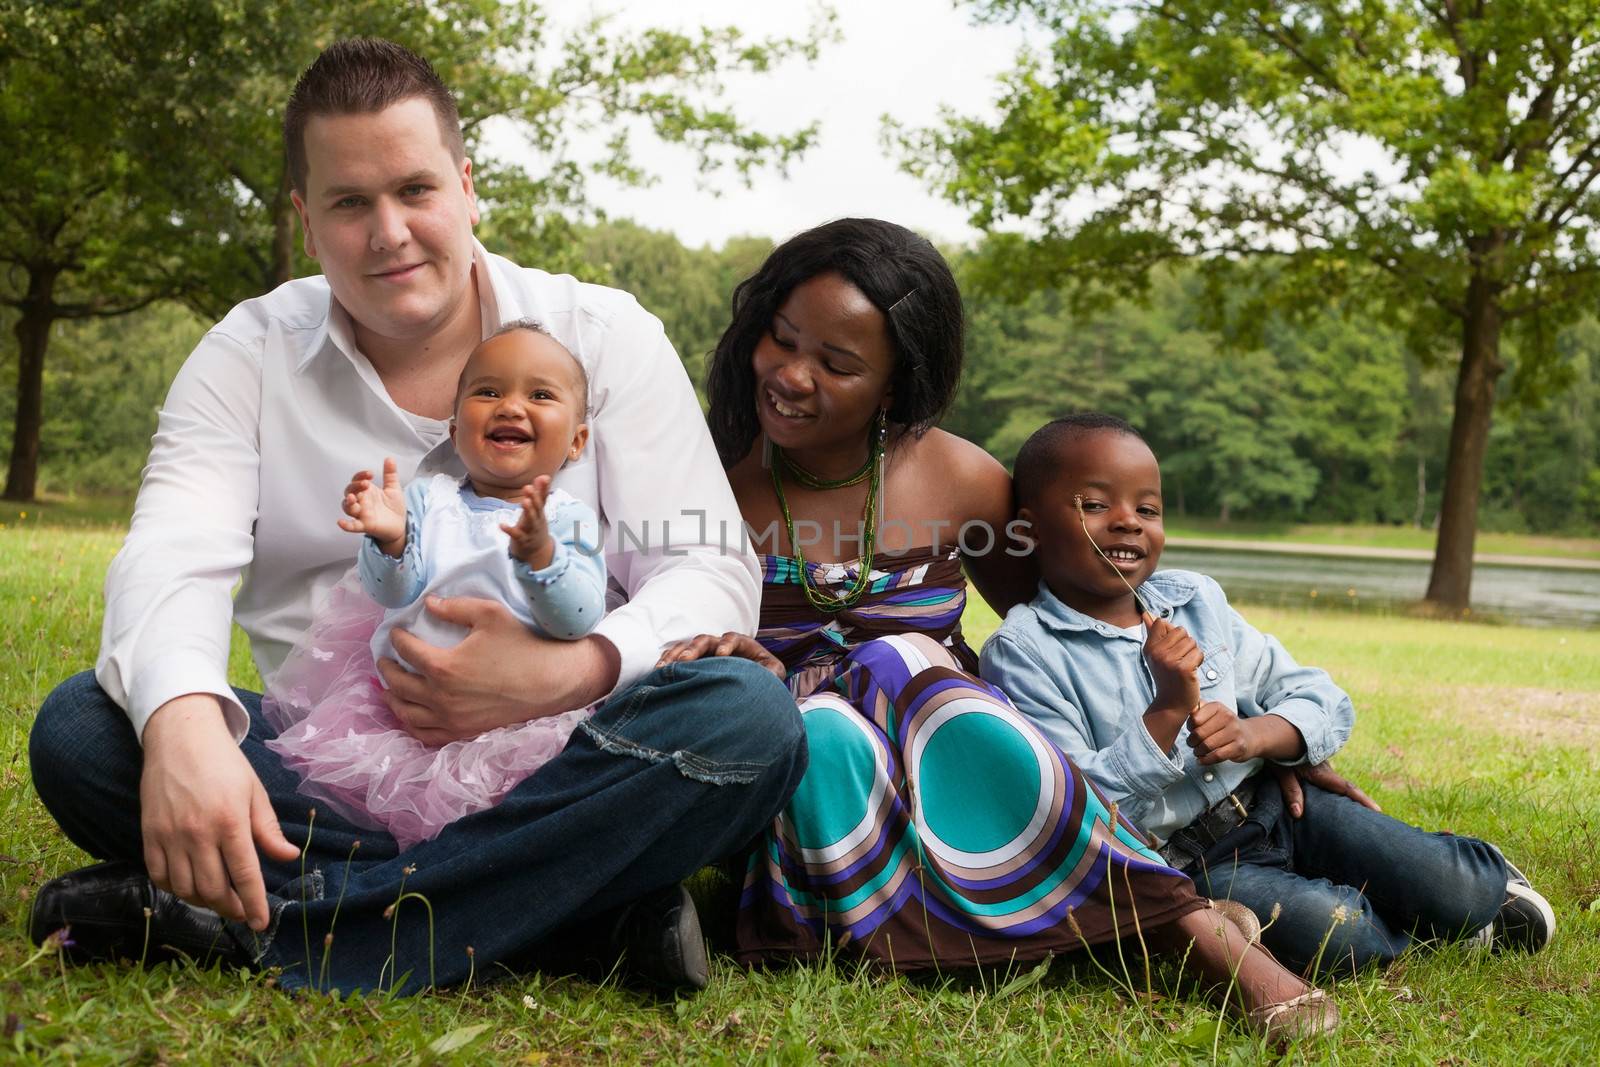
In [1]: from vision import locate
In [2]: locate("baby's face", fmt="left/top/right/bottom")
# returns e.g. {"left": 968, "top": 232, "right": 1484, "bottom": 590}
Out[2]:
{"left": 1021, "top": 430, "right": 1166, "bottom": 609}
{"left": 450, "top": 330, "right": 588, "bottom": 501}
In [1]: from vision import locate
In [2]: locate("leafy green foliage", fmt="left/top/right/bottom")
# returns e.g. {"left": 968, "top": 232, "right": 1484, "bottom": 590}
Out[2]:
{"left": 1, "top": 0, "right": 828, "bottom": 500}
{"left": 899, "top": 0, "right": 1600, "bottom": 604}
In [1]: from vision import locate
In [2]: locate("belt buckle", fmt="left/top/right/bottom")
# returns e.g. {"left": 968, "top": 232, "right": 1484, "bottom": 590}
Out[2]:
{"left": 1226, "top": 792, "right": 1249, "bottom": 820}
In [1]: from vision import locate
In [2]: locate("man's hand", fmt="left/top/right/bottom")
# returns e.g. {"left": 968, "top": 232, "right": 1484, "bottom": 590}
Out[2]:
{"left": 1143, "top": 613, "right": 1203, "bottom": 713}
{"left": 336, "top": 457, "right": 407, "bottom": 557}
{"left": 501, "top": 476, "right": 553, "bottom": 570}
{"left": 380, "top": 596, "right": 621, "bottom": 744}
{"left": 1273, "top": 760, "right": 1382, "bottom": 819}
{"left": 139, "top": 694, "right": 300, "bottom": 930}
{"left": 1186, "top": 700, "right": 1261, "bottom": 765}
{"left": 657, "top": 631, "right": 786, "bottom": 681}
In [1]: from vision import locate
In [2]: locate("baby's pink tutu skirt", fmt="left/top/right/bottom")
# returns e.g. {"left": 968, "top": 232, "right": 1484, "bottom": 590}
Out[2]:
{"left": 262, "top": 572, "right": 592, "bottom": 849}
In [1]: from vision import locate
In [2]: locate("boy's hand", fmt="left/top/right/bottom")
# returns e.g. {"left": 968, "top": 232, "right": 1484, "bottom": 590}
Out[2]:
{"left": 502, "top": 475, "right": 553, "bottom": 569}
{"left": 337, "top": 457, "right": 406, "bottom": 556}
{"left": 1186, "top": 700, "right": 1260, "bottom": 765}
{"left": 1142, "top": 613, "right": 1202, "bottom": 713}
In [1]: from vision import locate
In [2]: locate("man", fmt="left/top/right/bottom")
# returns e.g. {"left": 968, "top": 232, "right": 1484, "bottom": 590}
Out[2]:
{"left": 27, "top": 38, "right": 805, "bottom": 995}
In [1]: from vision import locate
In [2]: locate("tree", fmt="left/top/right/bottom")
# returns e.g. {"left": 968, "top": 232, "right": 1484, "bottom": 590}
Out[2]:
{"left": 1, "top": 4, "right": 203, "bottom": 501}
{"left": 1, "top": 0, "right": 828, "bottom": 501}
{"left": 901, "top": 0, "right": 1600, "bottom": 610}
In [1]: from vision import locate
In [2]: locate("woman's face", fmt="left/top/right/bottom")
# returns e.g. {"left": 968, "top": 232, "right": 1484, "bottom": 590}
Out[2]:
{"left": 751, "top": 272, "right": 896, "bottom": 455}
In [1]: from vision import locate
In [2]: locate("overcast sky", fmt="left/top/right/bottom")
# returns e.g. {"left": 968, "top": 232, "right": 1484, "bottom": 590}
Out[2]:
{"left": 499, "top": 1, "right": 1028, "bottom": 249}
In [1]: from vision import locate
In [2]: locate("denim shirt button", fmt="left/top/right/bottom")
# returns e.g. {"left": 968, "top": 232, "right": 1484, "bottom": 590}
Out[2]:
{"left": 1202, "top": 772, "right": 1215, "bottom": 783}
{"left": 1205, "top": 669, "right": 1217, "bottom": 680}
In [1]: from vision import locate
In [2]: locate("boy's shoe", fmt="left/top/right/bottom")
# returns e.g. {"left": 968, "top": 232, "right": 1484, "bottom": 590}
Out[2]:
{"left": 1469, "top": 869, "right": 1556, "bottom": 954}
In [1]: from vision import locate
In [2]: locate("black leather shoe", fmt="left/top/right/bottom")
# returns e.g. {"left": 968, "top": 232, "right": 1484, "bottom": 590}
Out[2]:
{"left": 29, "top": 861, "right": 251, "bottom": 969}
{"left": 609, "top": 883, "right": 710, "bottom": 993}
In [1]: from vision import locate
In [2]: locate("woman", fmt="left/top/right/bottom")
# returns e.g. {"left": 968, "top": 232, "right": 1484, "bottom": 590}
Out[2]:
{"left": 661, "top": 219, "right": 1333, "bottom": 1038}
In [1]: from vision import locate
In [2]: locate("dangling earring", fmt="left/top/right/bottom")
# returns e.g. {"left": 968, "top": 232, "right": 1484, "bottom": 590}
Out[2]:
{"left": 874, "top": 409, "right": 888, "bottom": 535}
{"left": 761, "top": 431, "right": 774, "bottom": 469}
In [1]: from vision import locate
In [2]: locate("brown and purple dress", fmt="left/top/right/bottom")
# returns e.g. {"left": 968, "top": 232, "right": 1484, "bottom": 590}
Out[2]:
{"left": 735, "top": 546, "right": 1203, "bottom": 968}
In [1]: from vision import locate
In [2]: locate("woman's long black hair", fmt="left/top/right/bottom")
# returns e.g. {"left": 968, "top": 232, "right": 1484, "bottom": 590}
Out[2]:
{"left": 704, "top": 217, "right": 965, "bottom": 467}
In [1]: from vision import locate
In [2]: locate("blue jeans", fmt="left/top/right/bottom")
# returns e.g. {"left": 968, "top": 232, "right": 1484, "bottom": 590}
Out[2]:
{"left": 29, "top": 660, "right": 806, "bottom": 995}
{"left": 1188, "top": 780, "right": 1508, "bottom": 976}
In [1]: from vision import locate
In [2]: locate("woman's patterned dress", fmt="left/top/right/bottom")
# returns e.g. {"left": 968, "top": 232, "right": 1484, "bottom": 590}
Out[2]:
{"left": 734, "top": 547, "right": 1202, "bottom": 969}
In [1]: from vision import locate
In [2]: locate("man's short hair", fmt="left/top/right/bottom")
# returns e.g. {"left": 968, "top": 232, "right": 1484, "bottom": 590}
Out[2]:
{"left": 284, "top": 37, "right": 465, "bottom": 192}
{"left": 1013, "top": 413, "right": 1147, "bottom": 510}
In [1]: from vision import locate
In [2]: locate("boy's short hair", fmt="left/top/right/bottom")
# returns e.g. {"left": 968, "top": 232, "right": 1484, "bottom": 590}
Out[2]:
{"left": 454, "top": 318, "right": 590, "bottom": 411}
{"left": 1013, "top": 413, "right": 1147, "bottom": 509}
{"left": 284, "top": 38, "right": 465, "bottom": 192}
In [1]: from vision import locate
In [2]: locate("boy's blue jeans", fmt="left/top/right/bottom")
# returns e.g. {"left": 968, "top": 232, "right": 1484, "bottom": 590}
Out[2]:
{"left": 1188, "top": 779, "right": 1508, "bottom": 976}
{"left": 29, "top": 660, "right": 806, "bottom": 995}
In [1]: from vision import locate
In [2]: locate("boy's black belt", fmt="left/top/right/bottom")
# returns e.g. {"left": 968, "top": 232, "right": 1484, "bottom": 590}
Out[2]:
{"left": 1159, "top": 776, "right": 1261, "bottom": 872}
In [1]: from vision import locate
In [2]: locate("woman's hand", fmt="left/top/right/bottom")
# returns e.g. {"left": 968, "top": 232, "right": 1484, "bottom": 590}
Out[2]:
{"left": 1273, "top": 760, "right": 1381, "bottom": 819}
{"left": 337, "top": 457, "right": 407, "bottom": 557}
{"left": 657, "top": 631, "right": 786, "bottom": 681}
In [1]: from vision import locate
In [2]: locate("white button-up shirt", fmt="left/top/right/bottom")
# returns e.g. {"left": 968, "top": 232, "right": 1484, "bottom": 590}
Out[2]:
{"left": 97, "top": 242, "right": 758, "bottom": 743}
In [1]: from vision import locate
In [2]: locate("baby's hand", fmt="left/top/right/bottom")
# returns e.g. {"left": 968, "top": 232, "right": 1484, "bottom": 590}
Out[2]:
{"left": 337, "top": 457, "right": 407, "bottom": 556}
{"left": 1143, "top": 613, "right": 1203, "bottom": 714}
{"left": 503, "top": 476, "right": 554, "bottom": 569}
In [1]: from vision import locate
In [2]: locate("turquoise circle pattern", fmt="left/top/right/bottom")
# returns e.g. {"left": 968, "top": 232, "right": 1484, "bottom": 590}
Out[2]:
{"left": 916, "top": 710, "right": 1043, "bottom": 855}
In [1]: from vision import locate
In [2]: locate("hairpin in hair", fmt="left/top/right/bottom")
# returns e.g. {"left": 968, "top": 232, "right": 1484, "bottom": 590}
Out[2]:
{"left": 887, "top": 288, "right": 918, "bottom": 313}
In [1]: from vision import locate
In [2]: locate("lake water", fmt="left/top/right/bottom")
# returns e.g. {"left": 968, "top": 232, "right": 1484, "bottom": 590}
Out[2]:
{"left": 1161, "top": 546, "right": 1600, "bottom": 630}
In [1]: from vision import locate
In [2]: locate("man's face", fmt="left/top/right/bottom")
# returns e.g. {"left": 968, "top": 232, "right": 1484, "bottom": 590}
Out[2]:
{"left": 290, "top": 96, "right": 479, "bottom": 345}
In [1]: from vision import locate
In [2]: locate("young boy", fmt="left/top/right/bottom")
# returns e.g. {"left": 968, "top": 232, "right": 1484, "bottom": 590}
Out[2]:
{"left": 980, "top": 413, "right": 1555, "bottom": 975}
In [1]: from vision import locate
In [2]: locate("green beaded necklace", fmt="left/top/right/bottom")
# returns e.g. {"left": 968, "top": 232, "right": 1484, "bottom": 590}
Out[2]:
{"left": 770, "top": 412, "right": 886, "bottom": 613}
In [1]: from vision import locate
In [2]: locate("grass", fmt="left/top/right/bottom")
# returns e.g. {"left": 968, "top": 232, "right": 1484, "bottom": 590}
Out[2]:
{"left": 2, "top": 519, "right": 1599, "bottom": 1064}
{"left": 1165, "top": 517, "right": 1600, "bottom": 561}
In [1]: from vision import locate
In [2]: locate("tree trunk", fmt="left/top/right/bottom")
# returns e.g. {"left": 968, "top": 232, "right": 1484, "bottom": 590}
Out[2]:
{"left": 269, "top": 167, "right": 295, "bottom": 291}
{"left": 1425, "top": 275, "right": 1504, "bottom": 611}
{"left": 1414, "top": 452, "right": 1426, "bottom": 528}
{"left": 4, "top": 267, "right": 59, "bottom": 502}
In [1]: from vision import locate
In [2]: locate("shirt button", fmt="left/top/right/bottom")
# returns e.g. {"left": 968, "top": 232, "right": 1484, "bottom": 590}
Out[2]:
{"left": 1203, "top": 772, "right": 1215, "bottom": 783}
{"left": 1205, "top": 669, "right": 1218, "bottom": 680}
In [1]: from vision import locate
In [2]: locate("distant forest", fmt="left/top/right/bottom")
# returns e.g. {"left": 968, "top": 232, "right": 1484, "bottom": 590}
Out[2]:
{"left": 6, "top": 219, "right": 1596, "bottom": 535}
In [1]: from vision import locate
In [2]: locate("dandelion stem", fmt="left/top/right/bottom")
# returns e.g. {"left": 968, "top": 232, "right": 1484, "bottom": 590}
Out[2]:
{"left": 300, "top": 808, "right": 317, "bottom": 988}
{"left": 318, "top": 839, "right": 361, "bottom": 993}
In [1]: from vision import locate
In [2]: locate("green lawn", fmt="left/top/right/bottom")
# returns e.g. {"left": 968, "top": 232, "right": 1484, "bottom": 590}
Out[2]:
{"left": 3, "top": 521, "right": 1598, "bottom": 1064}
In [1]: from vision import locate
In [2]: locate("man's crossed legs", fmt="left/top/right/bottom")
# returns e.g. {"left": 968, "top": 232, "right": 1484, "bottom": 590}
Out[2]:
{"left": 28, "top": 657, "right": 805, "bottom": 994}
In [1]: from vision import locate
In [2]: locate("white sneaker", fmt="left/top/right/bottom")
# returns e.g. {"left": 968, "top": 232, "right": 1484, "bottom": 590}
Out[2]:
{"left": 1470, "top": 879, "right": 1556, "bottom": 953}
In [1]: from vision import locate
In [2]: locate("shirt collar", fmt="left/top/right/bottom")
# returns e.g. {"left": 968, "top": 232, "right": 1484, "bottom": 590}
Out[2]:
{"left": 1028, "top": 570, "right": 1201, "bottom": 634}
{"left": 297, "top": 238, "right": 504, "bottom": 374}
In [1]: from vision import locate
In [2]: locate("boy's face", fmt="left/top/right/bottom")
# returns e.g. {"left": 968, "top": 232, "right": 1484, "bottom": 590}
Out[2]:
{"left": 1019, "top": 430, "right": 1166, "bottom": 614}
{"left": 450, "top": 331, "right": 588, "bottom": 501}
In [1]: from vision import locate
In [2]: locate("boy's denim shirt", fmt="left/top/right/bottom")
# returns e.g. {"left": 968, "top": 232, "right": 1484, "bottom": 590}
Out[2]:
{"left": 980, "top": 569, "right": 1354, "bottom": 843}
